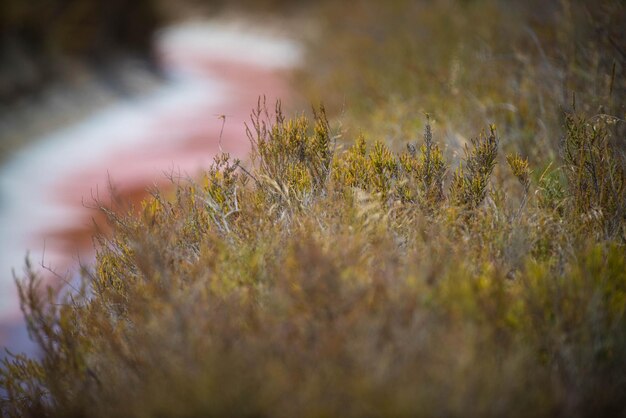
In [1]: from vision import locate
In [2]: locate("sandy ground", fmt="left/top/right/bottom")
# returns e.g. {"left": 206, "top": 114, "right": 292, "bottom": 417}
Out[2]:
{"left": 0, "top": 19, "right": 301, "bottom": 353}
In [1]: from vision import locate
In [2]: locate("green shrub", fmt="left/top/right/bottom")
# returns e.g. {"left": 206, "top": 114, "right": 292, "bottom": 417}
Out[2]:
{"left": 1, "top": 100, "right": 625, "bottom": 417}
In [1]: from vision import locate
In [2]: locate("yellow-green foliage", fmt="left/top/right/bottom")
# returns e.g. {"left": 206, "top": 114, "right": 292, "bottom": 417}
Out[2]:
{"left": 397, "top": 117, "right": 447, "bottom": 206}
{"left": 333, "top": 117, "right": 448, "bottom": 208}
{"left": 506, "top": 153, "right": 531, "bottom": 192}
{"left": 1, "top": 100, "right": 625, "bottom": 417}
{"left": 247, "top": 99, "right": 333, "bottom": 209}
{"left": 450, "top": 126, "right": 499, "bottom": 209}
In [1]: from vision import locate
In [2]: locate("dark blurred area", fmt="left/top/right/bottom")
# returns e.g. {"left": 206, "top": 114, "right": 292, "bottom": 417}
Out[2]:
{"left": 0, "top": 0, "right": 161, "bottom": 104}
{"left": 0, "top": 0, "right": 321, "bottom": 106}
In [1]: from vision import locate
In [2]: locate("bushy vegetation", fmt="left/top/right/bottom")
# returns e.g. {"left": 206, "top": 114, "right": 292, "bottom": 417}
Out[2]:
{"left": 2, "top": 0, "right": 625, "bottom": 417}
{"left": 1, "top": 98, "right": 624, "bottom": 417}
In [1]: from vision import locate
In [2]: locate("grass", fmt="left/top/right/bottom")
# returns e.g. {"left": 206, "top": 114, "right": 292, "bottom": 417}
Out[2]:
{"left": 1, "top": 0, "right": 625, "bottom": 417}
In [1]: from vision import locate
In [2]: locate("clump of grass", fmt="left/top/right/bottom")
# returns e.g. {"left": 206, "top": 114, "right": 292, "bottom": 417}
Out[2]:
{"left": 561, "top": 112, "right": 625, "bottom": 239}
{"left": 398, "top": 115, "right": 447, "bottom": 207}
{"left": 246, "top": 98, "right": 333, "bottom": 209}
{"left": 450, "top": 125, "right": 499, "bottom": 210}
{"left": 1, "top": 98, "right": 625, "bottom": 417}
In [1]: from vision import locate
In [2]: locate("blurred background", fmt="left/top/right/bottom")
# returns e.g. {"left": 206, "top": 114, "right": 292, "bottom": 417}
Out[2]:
{"left": 0, "top": 0, "right": 624, "bottom": 353}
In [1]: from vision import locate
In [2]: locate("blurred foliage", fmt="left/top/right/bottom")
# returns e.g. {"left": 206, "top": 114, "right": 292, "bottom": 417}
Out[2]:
{"left": 300, "top": 0, "right": 625, "bottom": 165}
{"left": 1, "top": 99, "right": 625, "bottom": 417}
